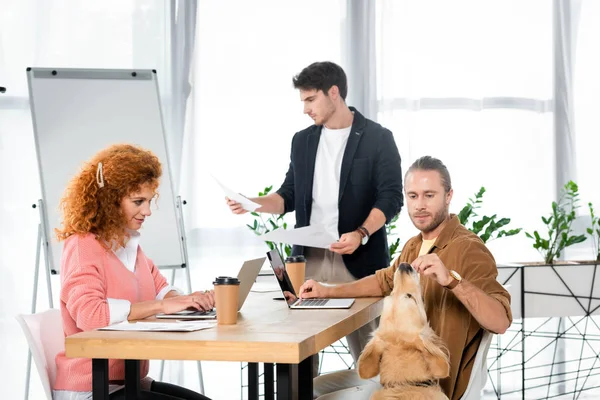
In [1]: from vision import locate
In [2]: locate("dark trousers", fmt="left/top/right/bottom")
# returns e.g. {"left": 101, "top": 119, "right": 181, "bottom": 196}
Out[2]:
{"left": 109, "top": 380, "right": 210, "bottom": 400}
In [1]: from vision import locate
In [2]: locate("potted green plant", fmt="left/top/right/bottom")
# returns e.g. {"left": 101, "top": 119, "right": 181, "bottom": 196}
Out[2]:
{"left": 525, "top": 180, "right": 586, "bottom": 264}
{"left": 500, "top": 181, "right": 593, "bottom": 319}
{"left": 458, "top": 186, "right": 522, "bottom": 243}
{"left": 386, "top": 214, "right": 401, "bottom": 260}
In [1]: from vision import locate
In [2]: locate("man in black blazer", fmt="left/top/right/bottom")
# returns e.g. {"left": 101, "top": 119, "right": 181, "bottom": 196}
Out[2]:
{"left": 227, "top": 61, "right": 403, "bottom": 366}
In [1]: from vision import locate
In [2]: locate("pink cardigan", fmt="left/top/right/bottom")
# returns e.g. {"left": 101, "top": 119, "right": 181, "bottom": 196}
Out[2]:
{"left": 54, "top": 233, "right": 169, "bottom": 391}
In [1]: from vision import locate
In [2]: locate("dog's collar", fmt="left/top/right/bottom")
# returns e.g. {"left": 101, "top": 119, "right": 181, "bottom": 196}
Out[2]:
{"left": 384, "top": 379, "right": 438, "bottom": 389}
{"left": 413, "top": 379, "right": 438, "bottom": 388}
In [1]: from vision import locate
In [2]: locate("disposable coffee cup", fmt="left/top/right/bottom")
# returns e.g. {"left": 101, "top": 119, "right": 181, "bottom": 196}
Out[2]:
{"left": 213, "top": 276, "right": 240, "bottom": 325}
{"left": 285, "top": 255, "right": 306, "bottom": 295}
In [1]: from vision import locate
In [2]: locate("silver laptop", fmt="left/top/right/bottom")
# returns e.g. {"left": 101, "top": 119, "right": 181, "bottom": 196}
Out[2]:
{"left": 156, "top": 257, "right": 266, "bottom": 319}
{"left": 266, "top": 250, "right": 354, "bottom": 309}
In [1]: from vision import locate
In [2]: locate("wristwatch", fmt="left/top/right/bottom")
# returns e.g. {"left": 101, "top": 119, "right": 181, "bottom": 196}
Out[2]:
{"left": 356, "top": 226, "right": 370, "bottom": 245}
{"left": 444, "top": 270, "right": 462, "bottom": 290}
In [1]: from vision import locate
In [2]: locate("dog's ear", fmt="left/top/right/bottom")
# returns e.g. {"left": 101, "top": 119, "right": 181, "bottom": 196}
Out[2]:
{"left": 420, "top": 329, "right": 450, "bottom": 379}
{"left": 358, "top": 335, "right": 385, "bottom": 379}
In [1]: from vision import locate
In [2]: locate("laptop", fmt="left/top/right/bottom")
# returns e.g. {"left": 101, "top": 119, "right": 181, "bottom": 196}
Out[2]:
{"left": 266, "top": 250, "right": 355, "bottom": 309}
{"left": 156, "top": 256, "right": 266, "bottom": 319}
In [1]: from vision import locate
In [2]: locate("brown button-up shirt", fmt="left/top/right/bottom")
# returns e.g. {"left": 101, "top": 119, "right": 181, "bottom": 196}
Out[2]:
{"left": 375, "top": 215, "right": 512, "bottom": 399}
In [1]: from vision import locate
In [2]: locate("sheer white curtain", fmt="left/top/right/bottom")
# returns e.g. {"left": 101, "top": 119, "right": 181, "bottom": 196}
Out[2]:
{"left": 574, "top": 0, "right": 600, "bottom": 262}
{"left": 168, "top": 0, "right": 198, "bottom": 192}
{"left": 374, "top": 0, "right": 554, "bottom": 263}
{"left": 0, "top": 2, "right": 175, "bottom": 399}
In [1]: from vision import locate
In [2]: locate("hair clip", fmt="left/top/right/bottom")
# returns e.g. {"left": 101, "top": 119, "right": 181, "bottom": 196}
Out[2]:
{"left": 96, "top": 162, "right": 105, "bottom": 188}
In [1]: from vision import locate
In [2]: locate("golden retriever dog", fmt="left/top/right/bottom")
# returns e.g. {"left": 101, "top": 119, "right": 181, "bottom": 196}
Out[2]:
{"left": 358, "top": 262, "right": 450, "bottom": 399}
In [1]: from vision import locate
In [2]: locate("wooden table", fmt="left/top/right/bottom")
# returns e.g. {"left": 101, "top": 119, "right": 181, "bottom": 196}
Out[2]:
{"left": 65, "top": 292, "right": 383, "bottom": 400}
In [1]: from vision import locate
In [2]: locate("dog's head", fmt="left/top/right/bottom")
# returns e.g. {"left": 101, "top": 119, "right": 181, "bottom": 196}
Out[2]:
{"left": 361, "top": 262, "right": 450, "bottom": 385}
{"left": 380, "top": 262, "right": 428, "bottom": 334}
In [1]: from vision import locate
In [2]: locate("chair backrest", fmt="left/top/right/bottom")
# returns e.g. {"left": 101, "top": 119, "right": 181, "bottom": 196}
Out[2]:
{"left": 16, "top": 309, "right": 64, "bottom": 400}
{"left": 460, "top": 329, "right": 493, "bottom": 400}
{"left": 460, "top": 284, "right": 510, "bottom": 399}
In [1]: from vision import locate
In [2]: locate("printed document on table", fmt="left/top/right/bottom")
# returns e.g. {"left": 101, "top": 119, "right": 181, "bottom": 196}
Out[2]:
{"left": 212, "top": 175, "right": 260, "bottom": 212}
{"left": 260, "top": 225, "right": 339, "bottom": 249}
{"left": 99, "top": 321, "right": 217, "bottom": 332}
{"left": 250, "top": 281, "right": 280, "bottom": 293}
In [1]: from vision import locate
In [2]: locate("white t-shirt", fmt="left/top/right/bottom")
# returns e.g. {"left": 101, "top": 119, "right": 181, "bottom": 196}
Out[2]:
{"left": 309, "top": 125, "right": 352, "bottom": 236}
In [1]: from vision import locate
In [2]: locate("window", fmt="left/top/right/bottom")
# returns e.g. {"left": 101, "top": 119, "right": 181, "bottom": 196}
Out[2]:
{"left": 375, "top": 0, "right": 553, "bottom": 262}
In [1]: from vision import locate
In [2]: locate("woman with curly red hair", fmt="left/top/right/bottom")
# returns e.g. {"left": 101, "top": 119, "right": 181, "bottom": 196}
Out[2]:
{"left": 53, "top": 144, "right": 212, "bottom": 400}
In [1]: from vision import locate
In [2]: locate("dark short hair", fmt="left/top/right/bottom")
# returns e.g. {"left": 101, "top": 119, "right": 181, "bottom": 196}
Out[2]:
{"left": 407, "top": 156, "right": 452, "bottom": 193}
{"left": 292, "top": 62, "right": 348, "bottom": 100}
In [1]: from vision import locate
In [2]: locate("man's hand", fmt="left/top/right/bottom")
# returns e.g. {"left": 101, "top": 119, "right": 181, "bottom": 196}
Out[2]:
{"left": 411, "top": 253, "right": 452, "bottom": 287}
{"left": 226, "top": 196, "right": 248, "bottom": 215}
{"left": 298, "top": 279, "right": 330, "bottom": 299}
{"left": 330, "top": 231, "right": 361, "bottom": 255}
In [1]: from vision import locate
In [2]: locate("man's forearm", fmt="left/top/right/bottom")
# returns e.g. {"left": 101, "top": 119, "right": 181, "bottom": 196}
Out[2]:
{"left": 361, "top": 208, "right": 387, "bottom": 236}
{"left": 452, "top": 280, "right": 510, "bottom": 334}
{"left": 250, "top": 193, "right": 285, "bottom": 215}
{"left": 327, "top": 275, "right": 384, "bottom": 298}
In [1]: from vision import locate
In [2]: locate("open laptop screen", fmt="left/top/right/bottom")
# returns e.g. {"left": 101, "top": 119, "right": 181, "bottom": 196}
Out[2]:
{"left": 266, "top": 249, "right": 299, "bottom": 306}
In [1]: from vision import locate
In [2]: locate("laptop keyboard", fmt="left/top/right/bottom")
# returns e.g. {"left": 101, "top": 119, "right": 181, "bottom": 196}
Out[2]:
{"left": 176, "top": 309, "right": 216, "bottom": 316}
{"left": 192, "top": 309, "right": 216, "bottom": 316}
{"left": 296, "top": 299, "right": 330, "bottom": 307}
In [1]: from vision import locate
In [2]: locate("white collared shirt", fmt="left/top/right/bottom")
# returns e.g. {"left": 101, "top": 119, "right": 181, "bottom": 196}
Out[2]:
{"left": 106, "top": 230, "right": 182, "bottom": 324}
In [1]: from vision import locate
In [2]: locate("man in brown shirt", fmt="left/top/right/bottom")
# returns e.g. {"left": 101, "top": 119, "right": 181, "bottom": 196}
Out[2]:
{"left": 300, "top": 156, "right": 512, "bottom": 400}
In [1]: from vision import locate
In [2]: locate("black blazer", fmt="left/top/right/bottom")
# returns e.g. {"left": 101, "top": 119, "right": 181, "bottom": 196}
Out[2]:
{"left": 276, "top": 108, "right": 403, "bottom": 279}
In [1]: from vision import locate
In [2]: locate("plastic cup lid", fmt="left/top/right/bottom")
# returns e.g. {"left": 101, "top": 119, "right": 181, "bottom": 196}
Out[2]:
{"left": 213, "top": 276, "right": 240, "bottom": 285}
{"left": 285, "top": 255, "right": 306, "bottom": 263}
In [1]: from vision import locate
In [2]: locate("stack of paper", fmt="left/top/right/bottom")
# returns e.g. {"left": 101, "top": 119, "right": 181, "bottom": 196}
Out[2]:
{"left": 250, "top": 281, "right": 280, "bottom": 293}
{"left": 99, "top": 321, "right": 217, "bottom": 332}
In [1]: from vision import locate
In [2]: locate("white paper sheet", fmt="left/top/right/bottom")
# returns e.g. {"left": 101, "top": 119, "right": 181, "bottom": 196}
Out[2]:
{"left": 260, "top": 224, "right": 339, "bottom": 249}
{"left": 250, "top": 281, "right": 280, "bottom": 293}
{"left": 212, "top": 175, "right": 260, "bottom": 212}
{"left": 99, "top": 321, "right": 217, "bottom": 332}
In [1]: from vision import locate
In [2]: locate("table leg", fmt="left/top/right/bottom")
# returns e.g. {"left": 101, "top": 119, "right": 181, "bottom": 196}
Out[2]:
{"left": 248, "top": 362, "right": 259, "bottom": 400}
{"left": 276, "top": 363, "right": 298, "bottom": 400}
{"left": 298, "top": 357, "right": 314, "bottom": 400}
{"left": 92, "top": 359, "right": 109, "bottom": 399}
{"left": 264, "top": 363, "right": 275, "bottom": 400}
{"left": 124, "top": 359, "right": 141, "bottom": 400}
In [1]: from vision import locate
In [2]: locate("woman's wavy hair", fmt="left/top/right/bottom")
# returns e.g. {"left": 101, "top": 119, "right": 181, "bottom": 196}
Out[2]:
{"left": 56, "top": 144, "right": 162, "bottom": 248}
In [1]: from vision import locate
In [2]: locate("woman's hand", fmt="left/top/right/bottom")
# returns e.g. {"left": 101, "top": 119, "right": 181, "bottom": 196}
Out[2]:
{"left": 191, "top": 290, "right": 216, "bottom": 309}
{"left": 161, "top": 293, "right": 213, "bottom": 314}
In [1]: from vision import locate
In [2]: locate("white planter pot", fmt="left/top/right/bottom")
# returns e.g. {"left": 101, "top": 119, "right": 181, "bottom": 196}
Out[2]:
{"left": 498, "top": 262, "right": 600, "bottom": 319}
